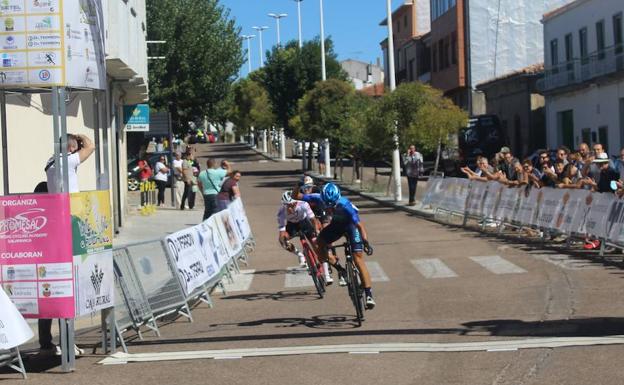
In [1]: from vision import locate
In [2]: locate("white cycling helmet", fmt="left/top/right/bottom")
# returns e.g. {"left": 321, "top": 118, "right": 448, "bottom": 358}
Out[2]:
{"left": 281, "top": 190, "right": 294, "bottom": 204}
{"left": 302, "top": 175, "right": 314, "bottom": 186}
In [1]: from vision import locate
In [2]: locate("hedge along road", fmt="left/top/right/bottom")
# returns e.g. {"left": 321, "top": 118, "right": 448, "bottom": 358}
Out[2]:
{"left": 10, "top": 143, "right": 624, "bottom": 385}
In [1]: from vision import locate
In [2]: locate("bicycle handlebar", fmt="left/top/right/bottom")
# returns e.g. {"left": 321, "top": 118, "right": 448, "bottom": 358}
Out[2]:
{"left": 334, "top": 241, "right": 374, "bottom": 256}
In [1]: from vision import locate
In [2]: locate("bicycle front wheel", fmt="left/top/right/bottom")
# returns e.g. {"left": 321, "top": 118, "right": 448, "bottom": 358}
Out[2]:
{"left": 346, "top": 259, "right": 364, "bottom": 325}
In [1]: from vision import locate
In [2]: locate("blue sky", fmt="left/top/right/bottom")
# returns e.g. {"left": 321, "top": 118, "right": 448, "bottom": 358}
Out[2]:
{"left": 220, "top": 0, "right": 406, "bottom": 77}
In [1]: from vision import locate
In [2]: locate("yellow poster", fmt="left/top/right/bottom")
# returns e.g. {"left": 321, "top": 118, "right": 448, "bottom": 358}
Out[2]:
{"left": 70, "top": 190, "right": 112, "bottom": 255}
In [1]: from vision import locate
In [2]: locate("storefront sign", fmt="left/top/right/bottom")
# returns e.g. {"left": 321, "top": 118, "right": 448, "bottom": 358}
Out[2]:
{"left": 123, "top": 104, "right": 150, "bottom": 132}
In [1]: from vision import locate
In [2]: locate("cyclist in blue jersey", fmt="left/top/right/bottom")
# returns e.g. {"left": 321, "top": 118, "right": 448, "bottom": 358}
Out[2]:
{"left": 314, "top": 183, "right": 376, "bottom": 309}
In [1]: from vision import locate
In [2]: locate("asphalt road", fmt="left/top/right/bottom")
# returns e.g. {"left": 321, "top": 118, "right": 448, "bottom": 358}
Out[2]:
{"left": 5, "top": 143, "right": 624, "bottom": 384}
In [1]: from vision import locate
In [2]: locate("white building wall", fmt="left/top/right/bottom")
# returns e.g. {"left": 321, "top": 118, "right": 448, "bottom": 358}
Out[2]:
{"left": 415, "top": 0, "right": 431, "bottom": 36}
{"left": 468, "top": 0, "right": 574, "bottom": 87}
{"left": 543, "top": 0, "right": 624, "bottom": 153}
{"left": 546, "top": 82, "right": 624, "bottom": 152}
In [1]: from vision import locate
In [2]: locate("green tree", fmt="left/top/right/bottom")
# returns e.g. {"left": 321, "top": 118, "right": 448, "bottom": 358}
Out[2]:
{"left": 258, "top": 37, "right": 346, "bottom": 133}
{"left": 366, "top": 82, "right": 468, "bottom": 155}
{"left": 228, "top": 79, "right": 275, "bottom": 137}
{"left": 147, "top": 0, "right": 244, "bottom": 132}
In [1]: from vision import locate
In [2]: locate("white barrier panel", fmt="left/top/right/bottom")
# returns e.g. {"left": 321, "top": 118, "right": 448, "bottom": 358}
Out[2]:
{"left": 229, "top": 198, "right": 252, "bottom": 242}
{"left": 0, "top": 288, "right": 33, "bottom": 350}
{"left": 165, "top": 226, "right": 219, "bottom": 296}
{"left": 583, "top": 193, "right": 615, "bottom": 238}
{"left": 466, "top": 181, "right": 487, "bottom": 216}
{"left": 214, "top": 210, "right": 244, "bottom": 258}
{"left": 605, "top": 199, "right": 624, "bottom": 243}
{"left": 482, "top": 182, "right": 503, "bottom": 219}
{"left": 196, "top": 218, "right": 230, "bottom": 271}
{"left": 535, "top": 188, "right": 564, "bottom": 230}
{"left": 442, "top": 178, "right": 471, "bottom": 213}
{"left": 495, "top": 185, "right": 519, "bottom": 222}
{"left": 421, "top": 177, "right": 443, "bottom": 207}
{"left": 557, "top": 190, "right": 590, "bottom": 234}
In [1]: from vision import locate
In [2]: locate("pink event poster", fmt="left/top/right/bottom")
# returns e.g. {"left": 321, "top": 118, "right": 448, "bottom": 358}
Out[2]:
{"left": 0, "top": 193, "right": 75, "bottom": 318}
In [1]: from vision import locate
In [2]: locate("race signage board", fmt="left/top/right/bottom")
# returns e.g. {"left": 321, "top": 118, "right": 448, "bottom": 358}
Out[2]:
{"left": 583, "top": 193, "right": 614, "bottom": 238}
{"left": 214, "top": 210, "right": 243, "bottom": 257}
{"left": 71, "top": 190, "right": 114, "bottom": 316}
{"left": 0, "top": 0, "right": 105, "bottom": 89}
{"left": 228, "top": 198, "right": 252, "bottom": 242}
{"left": 466, "top": 181, "right": 487, "bottom": 217}
{"left": 0, "top": 193, "right": 74, "bottom": 318}
{"left": 0, "top": 286, "right": 33, "bottom": 350}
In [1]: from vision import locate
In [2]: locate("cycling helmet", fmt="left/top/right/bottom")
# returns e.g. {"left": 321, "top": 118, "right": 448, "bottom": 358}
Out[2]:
{"left": 302, "top": 175, "right": 314, "bottom": 186}
{"left": 321, "top": 183, "right": 341, "bottom": 206}
{"left": 281, "top": 190, "right": 294, "bottom": 204}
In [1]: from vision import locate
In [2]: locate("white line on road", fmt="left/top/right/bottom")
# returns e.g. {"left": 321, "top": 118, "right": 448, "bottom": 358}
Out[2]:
{"left": 411, "top": 258, "right": 458, "bottom": 279}
{"left": 284, "top": 266, "right": 314, "bottom": 288}
{"left": 99, "top": 336, "right": 624, "bottom": 365}
{"left": 221, "top": 269, "right": 255, "bottom": 292}
{"left": 367, "top": 261, "right": 390, "bottom": 282}
{"left": 470, "top": 256, "right": 527, "bottom": 275}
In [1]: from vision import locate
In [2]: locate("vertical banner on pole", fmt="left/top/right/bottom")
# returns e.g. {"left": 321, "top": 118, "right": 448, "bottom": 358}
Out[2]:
{"left": 71, "top": 191, "right": 114, "bottom": 316}
{"left": 0, "top": 193, "right": 74, "bottom": 318}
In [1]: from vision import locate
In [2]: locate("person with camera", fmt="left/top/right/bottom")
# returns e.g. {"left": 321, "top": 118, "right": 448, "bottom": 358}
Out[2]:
{"left": 45, "top": 133, "right": 95, "bottom": 193}
{"left": 42, "top": 133, "right": 94, "bottom": 357}
{"left": 402, "top": 144, "right": 423, "bottom": 206}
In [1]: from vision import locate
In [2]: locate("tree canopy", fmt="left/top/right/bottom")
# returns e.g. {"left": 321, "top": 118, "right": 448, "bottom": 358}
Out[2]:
{"left": 147, "top": 0, "right": 244, "bottom": 131}
{"left": 256, "top": 37, "right": 346, "bottom": 133}
{"left": 228, "top": 78, "right": 275, "bottom": 136}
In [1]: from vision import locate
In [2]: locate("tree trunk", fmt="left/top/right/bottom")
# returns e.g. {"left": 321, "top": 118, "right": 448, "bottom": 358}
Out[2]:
{"left": 434, "top": 138, "right": 442, "bottom": 175}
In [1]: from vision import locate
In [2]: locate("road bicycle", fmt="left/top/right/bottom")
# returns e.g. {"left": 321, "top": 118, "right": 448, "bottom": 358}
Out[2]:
{"left": 298, "top": 231, "right": 326, "bottom": 298}
{"left": 336, "top": 241, "right": 373, "bottom": 326}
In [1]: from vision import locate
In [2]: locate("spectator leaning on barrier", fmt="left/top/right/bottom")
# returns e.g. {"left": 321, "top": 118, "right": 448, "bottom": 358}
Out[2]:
{"left": 523, "top": 159, "right": 542, "bottom": 188}
{"left": 403, "top": 144, "right": 424, "bottom": 206}
{"left": 584, "top": 152, "right": 619, "bottom": 193}
{"left": 461, "top": 156, "right": 493, "bottom": 182}
{"left": 613, "top": 147, "right": 624, "bottom": 181}
{"left": 498, "top": 147, "right": 518, "bottom": 180}
{"left": 556, "top": 146, "right": 570, "bottom": 166}
{"left": 217, "top": 170, "right": 242, "bottom": 211}
{"left": 500, "top": 160, "right": 527, "bottom": 187}
{"left": 198, "top": 158, "right": 231, "bottom": 220}
{"left": 557, "top": 162, "right": 584, "bottom": 189}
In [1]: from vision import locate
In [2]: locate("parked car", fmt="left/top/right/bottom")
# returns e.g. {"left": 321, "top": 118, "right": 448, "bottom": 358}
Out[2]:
{"left": 292, "top": 140, "right": 319, "bottom": 158}
{"left": 127, "top": 151, "right": 172, "bottom": 191}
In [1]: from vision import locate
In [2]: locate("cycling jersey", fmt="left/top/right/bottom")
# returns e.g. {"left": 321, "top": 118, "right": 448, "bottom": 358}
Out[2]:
{"left": 277, "top": 200, "right": 315, "bottom": 231}
{"left": 327, "top": 197, "right": 360, "bottom": 225}
{"left": 301, "top": 193, "right": 327, "bottom": 220}
{"left": 318, "top": 196, "right": 363, "bottom": 252}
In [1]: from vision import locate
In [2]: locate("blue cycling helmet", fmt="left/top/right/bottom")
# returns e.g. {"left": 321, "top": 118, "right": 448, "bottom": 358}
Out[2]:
{"left": 321, "top": 183, "right": 341, "bottom": 206}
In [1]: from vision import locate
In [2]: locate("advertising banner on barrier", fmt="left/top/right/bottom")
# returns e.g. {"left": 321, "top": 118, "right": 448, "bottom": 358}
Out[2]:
{"left": 466, "top": 181, "right": 487, "bottom": 216}
{"left": 71, "top": 191, "right": 114, "bottom": 316}
{"left": 0, "top": 193, "right": 74, "bottom": 318}
{"left": 482, "top": 182, "right": 503, "bottom": 219}
{"left": 201, "top": 217, "right": 230, "bottom": 270}
{"left": 421, "top": 178, "right": 443, "bottom": 207}
{"left": 495, "top": 186, "right": 519, "bottom": 222}
{"left": 556, "top": 190, "right": 590, "bottom": 234}
{"left": 583, "top": 193, "right": 614, "bottom": 238}
{"left": 568, "top": 191, "right": 594, "bottom": 235}
{"left": 0, "top": 287, "right": 33, "bottom": 350}
{"left": 229, "top": 198, "right": 252, "bottom": 242}
{"left": 215, "top": 210, "right": 243, "bottom": 257}
{"left": 605, "top": 199, "right": 624, "bottom": 243}
{"left": 440, "top": 178, "right": 470, "bottom": 213}
{"left": 166, "top": 226, "right": 216, "bottom": 296}
{"left": 536, "top": 188, "right": 563, "bottom": 230}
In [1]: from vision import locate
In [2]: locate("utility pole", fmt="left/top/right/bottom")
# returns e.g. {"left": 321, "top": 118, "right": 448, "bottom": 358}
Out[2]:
{"left": 294, "top": 0, "right": 303, "bottom": 48}
{"left": 319, "top": 0, "right": 326, "bottom": 80}
{"left": 268, "top": 13, "right": 288, "bottom": 46}
{"left": 241, "top": 34, "right": 255, "bottom": 74}
{"left": 386, "top": 0, "right": 401, "bottom": 202}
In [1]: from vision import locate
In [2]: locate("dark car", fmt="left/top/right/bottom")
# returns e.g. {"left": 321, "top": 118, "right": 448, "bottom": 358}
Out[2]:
{"left": 127, "top": 151, "right": 172, "bottom": 191}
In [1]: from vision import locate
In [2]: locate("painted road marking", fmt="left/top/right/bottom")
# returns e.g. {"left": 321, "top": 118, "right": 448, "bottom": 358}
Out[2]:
{"left": 221, "top": 269, "right": 255, "bottom": 292}
{"left": 367, "top": 261, "right": 389, "bottom": 282}
{"left": 284, "top": 267, "right": 314, "bottom": 288}
{"left": 470, "top": 256, "right": 527, "bottom": 275}
{"left": 530, "top": 253, "right": 601, "bottom": 270}
{"left": 411, "top": 258, "right": 458, "bottom": 279}
{"left": 100, "top": 336, "right": 624, "bottom": 365}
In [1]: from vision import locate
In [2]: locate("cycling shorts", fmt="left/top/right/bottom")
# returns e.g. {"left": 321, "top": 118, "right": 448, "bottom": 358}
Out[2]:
{"left": 285, "top": 219, "right": 315, "bottom": 240}
{"left": 318, "top": 221, "right": 363, "bottom": 252}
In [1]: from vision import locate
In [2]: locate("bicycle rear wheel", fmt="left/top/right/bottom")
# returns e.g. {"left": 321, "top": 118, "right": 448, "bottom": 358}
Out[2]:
{"left": 346, "top": 259, "right": 364, "bottom": 325}
{"left": 303, "top": 244, "right": 324, "bottom": 298}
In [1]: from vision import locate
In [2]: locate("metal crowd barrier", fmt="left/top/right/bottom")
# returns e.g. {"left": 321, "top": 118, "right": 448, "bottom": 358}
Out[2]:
{"left": 421, "top": 177, "right": 624, "bottom": 256}
{"left": 0, "top": 349, "right": 27, "bottom": 379}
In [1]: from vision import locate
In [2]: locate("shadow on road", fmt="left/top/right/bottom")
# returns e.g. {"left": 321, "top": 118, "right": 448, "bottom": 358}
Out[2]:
{"left": 221, "top": 290, "right": 320, "bottom": 302}
{"left": 461, "top": 317, "right": 624, "bottom": 337}
{"left": 210, "top": 314, "right": 360, "bottom": 330}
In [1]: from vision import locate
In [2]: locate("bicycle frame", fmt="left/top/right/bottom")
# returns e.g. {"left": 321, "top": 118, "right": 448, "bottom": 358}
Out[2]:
{"left": 298, "top": 232, "right": 326, "bottom": 297}
{"left": 336, "top": 242, "right": 366, "bottom": 325}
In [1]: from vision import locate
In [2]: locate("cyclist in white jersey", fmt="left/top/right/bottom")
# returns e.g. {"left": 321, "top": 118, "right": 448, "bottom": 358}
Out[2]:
{"left": 277, "top": 190, "right": 320, "bottom": 268}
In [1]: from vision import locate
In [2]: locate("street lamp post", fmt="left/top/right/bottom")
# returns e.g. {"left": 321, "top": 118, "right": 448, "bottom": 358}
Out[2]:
{"left": 385, "top": 0, "right": 401, "bottom": 202}
{"left": 252, "top": 26, "right": 269, "bottom": 67}
{"left": 268, "top": 13, "right": 288, "bottom": 46}
{"left": 319, "top": 0, "right": 326, "bottom": 80}
{"left": 294, "top": 0, "right": 303, "bottom": 48}
{"left": 241, "top": 34, "right": 255, "bottom": 74}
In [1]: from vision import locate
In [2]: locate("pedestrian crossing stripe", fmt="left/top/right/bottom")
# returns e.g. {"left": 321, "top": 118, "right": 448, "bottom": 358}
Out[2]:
{"left": 284, "top": 266, "right": 315, "bottom": 288}
{"left": 469, "top": 255, "right": 527, "bottom": 274}
{"left": 222, "top": 269, "right": 256, "bottom": 292}
{"left": 411, "top": 258, "right": 458, "bottom": 278}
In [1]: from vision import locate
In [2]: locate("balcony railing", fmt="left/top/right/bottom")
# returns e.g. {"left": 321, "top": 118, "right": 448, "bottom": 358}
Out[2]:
{"left": 538, "top": 44, "right": 624, "bottom": 92}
